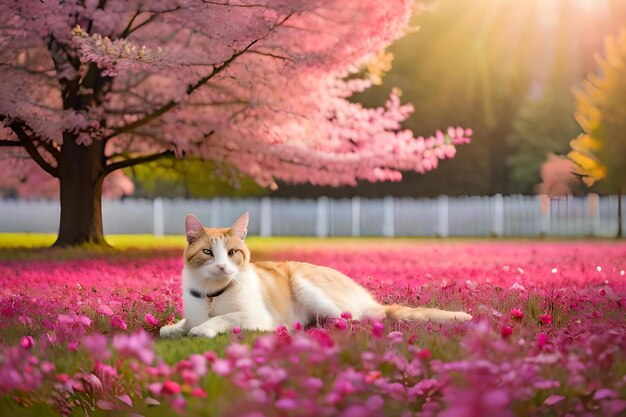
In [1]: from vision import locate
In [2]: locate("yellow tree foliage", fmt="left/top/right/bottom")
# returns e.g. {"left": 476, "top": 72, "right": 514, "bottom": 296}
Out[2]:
{"left": 568, "top": 31, "right": 626, "bottom": 191}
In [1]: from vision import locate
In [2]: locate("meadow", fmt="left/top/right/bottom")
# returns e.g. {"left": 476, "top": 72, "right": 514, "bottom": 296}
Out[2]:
{"left": 0, "top": 235, "right": 624, "bottom": 416}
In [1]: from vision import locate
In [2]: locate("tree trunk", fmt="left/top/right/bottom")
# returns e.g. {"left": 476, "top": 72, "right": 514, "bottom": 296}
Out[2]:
{"left": 53, "top": 135, "right": 108, "bottom": 247}
{"left": 618, "top": 186, "right": 623, "bottom": 239}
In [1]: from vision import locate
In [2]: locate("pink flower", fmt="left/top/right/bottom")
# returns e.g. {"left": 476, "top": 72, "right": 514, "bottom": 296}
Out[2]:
{"left": 148, "top": 382, "right": 162, "bottom": 396}
{"left": 171, "top": 395, "right": 186, "bottom": 411}
{"left": 181, "top": 370, "right": 198, "bottom": 385}
{"left": 97, "top": 305, "right": 114, "bottom": 317}
{"left": 365, "top": 371, "right": 381, "bottom": 383}
{"left": 275, "top": 398, "right": 297, "bottom": 410}
{"left": 232, "top": 326, "right": 241, "bottom": 334}
{"left": 341, "top": 312, "right": 353, "bottom": 320}
{"left": 303, "top": 377, "right": 323, "bottom": 391}
{"left": 162, "top": 380, "right": 181, "bottom": 395}
{"left": 510, "top": 308, "right": 524, "bottom": 319}
{"left": 275, "top": 325, "right": 289, "bottom": 337}
{"left": 82, "top": 334, "right": 110, "bottom": 361}
{"left": 40, "top": 361, "right": 55, "bottom": 373}
{"left": 55, "top": 374, "right": 70, "bottom": 383}
{"left": 110, "top": 316, "right": 127, "bottom": 330}
{"left": 112, "top": 331, "right": 154, "bottom": 364}
{"left": 226, "top": 343, "right": 250, "bottom": 360}
{"left": 539, "top": 314, "right": 552, "bottom": 325}
{"left": 190, "top": 387, "right": 208, "bottom": 398}
{"left": 371, "top": 321, "right": 384, "bottom": 338}
{"left": 500, "top": 325, "right": 513, "bottom": 338}
{"left": 212, "top": 359, "right": 232, "bottom": 376}
{"left": 387, "top": 331, "right": 403, "bottom": 344}
{"left": 334, "top": 318, "right": 348, "bottom": 330}
{"left": 543, "top": 394, "right": 564, "bottom": 406}
{"left": 144, "top": 313, "right": 159, "bottom": 326}
{"left": 20, "top": 335, "right": 35, "bottom": 349}
{"left": 417, "top": 348, "right": 432, "bottom": 360}
{"left": 537, "top": 333, "right": 549, "bottom": 347}
{"left": 293, "top": 322, "right": 302, "bottom": 331}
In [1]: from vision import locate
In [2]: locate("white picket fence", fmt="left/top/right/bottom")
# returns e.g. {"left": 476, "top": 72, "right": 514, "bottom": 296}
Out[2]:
{"left": 0, "top": 195, "right": 623, "bottom": 237}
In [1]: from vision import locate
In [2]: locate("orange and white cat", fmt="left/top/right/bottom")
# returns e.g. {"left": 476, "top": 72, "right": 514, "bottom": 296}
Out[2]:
{"left": 159, "top": 213, "right": 472, "bottom": 339}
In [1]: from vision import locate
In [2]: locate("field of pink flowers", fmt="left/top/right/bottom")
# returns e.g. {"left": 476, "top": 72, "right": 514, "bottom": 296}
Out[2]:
{"left": 0, "top": 240, "right": 625, "bottom": 417}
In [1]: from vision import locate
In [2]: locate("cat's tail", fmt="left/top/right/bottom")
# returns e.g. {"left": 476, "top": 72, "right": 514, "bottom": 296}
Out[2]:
{"left": 384, "top": 304, "right": 472, "bottom": 322}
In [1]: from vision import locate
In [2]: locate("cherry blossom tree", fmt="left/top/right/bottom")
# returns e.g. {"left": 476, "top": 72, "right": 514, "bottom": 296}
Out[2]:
{"left": 0, "top": 0, "right": 471, "bottom": 246}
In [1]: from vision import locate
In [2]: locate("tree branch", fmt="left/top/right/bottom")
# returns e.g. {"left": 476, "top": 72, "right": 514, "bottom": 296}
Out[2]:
{"left": 0, "top": 140, "right": 23, "bottom": 147}
{"left": 34, "top": 137, "right": 61, "bottom": 159}
{"left": 8, "top": 120, "right": 59, "bottom": 177}
{"left": 247, "top": 49, "right": 295, "bottom": 62}
{"left": 125, "top": 13, "right": 159, "bottom": 37}
{"left": 103, "top": 13, "right": 293, "bottom": 141}
{"left": 119, "top": 10, "right": 141, "bottom": 38}
{"left": 202, "top": 1, "right": 274, "bottom": 8}
{"left": 105, "top": 149, "right": 174, "bottom": 174}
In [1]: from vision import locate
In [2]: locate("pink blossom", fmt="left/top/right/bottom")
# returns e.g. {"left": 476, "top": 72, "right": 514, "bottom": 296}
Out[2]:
{"left": 190, "top": 387, "right": 208, "bottom": 398}
{"left": 543, "top": 394, "right": 565, "bottom": 406}
{"left": 371, "top": 321, "right": 385, "bottom": 338}
{"left": 144, "top": 314, "right": 159, "bottom": 326}
{"left": 171, "top": 395, "right": 186, "bottom": 411}
{"left": 110, "top": 316, "right": 127, "bottom": 330}
{"left": 97, "top": 305, "right": 115, "bottom": 317}
{"left": 334, "top": 318, "right": 348, "bottom": 330}
{"left": 417, "top": 348, "right": 432, "bottom": 360}
{"left": 181, "top": 370, "right": 198, "bottom": 385}
{"left": 303, "top": 377, "right": 324, "bottom": 391}
{"left": 500, "top": 325, "right": 513, "bottom": 338}
{"left": 510, "top": 308, "right": 525, "bottom": 319}
{"left": 161, "top": 380, "right": 181, "bottom": 395}
{"left": 82, "top": 334, "right": 110, "bottom": 361}
{"left": 341, "top": 312, "right": 353, "bottom": 320}
{"left": 539, "top": 314, "right": 553, "bottom": 325}
{"left": 20, "top": 336, "right": 35, "bottom": 350}
{"left": 212, "top": 359, "right": 232, "bottom": 376}
{"left": 388, "top": 331, "right": 404, "bottom": 344}
{"left": 537, "top": 333, "right": 549, "bottom": 348}
{"left": 275, "top": 325, "right": 290, "bottom": 338}
{"left": 112, "top": 332, "right": 154, "bottom": 364}
{"left": 275, "top": 397, "right": 298, "bottom": 410}
{"left": 148, "top": 382, "right": 162, "bottom": 397}
{"left": 0, "top": 0, "right": 470, "bottom": 197}
{"left": 40, "top": 362, "right": 55, "bottom": 374}
{"left": 365, "top": 371, "right": 381, "bottom": 383}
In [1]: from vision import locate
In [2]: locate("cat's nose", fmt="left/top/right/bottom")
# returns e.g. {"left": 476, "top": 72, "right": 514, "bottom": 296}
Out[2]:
{"left": 216, "top": 263, "right": 227, "bottom": 270}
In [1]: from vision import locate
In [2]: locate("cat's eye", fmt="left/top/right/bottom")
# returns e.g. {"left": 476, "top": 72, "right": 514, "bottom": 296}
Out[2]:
{"left": 202, "top": 249, "right": 213, "bottom": 256}
{"left": 228, "top": 249, "right": 238, "bottom": 257}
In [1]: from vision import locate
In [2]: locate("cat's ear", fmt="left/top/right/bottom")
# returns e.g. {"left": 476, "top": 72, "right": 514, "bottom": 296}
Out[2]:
{"left": 185, "top": 214, "right": 204, "bottom": 244}
{"left": 230, "top": 212, "right": 249, "bottom": 240}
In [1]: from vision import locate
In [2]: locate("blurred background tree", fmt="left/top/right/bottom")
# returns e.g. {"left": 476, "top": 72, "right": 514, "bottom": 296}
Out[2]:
{"left": 568, "top": 31, "right": 626, "bottom": 237}
{"left": 128, "top": 160, "right": 266, "bottom": 199}
{"left": 273, "top": 0, "right": 626, "bottom": 198}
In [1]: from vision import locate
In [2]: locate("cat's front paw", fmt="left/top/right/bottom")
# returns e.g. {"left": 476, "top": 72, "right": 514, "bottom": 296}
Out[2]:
{"left": 160, "top": 323, "right": 188, "bottom": 339}
{"left": 188, "top": 325, "right": 218, "bottom": 338}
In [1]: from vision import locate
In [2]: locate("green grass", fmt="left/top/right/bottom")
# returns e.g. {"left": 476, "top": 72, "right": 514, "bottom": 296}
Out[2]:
{"left": 1, "top": 232, "right": 618, "bottom": 250}
{"left": 0, "top": 233, "right": 186, "bottom": 249}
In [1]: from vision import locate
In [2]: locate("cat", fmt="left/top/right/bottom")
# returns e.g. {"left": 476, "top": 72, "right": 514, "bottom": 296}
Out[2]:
{"left": 159, "top": 212, "right": 472, "bottom": 339}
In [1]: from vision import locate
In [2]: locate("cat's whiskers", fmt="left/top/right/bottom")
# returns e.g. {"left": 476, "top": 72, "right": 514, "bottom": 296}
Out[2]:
{"left": 230, "top": 274, "right": 250, "bottom": 291}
